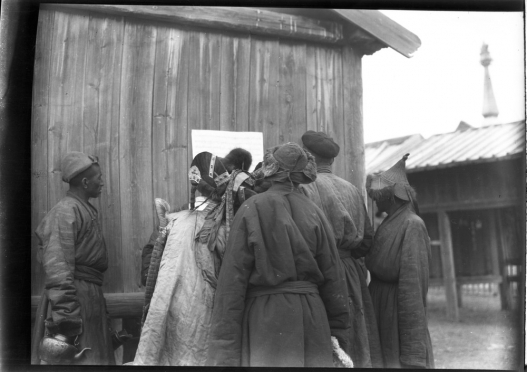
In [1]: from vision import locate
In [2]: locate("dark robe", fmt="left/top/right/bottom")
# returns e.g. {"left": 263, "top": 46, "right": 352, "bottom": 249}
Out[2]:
{"left": 365, "top": 203, "right": 434, "bottom": 368}
{"left": 206, "top": 182, "right": 350, "bottom": 367}
{"left": 301, "top": 165, "right": 383, "bottom": 367}
{"left": 31, "top": 192, "right": 115, "bottom": 365}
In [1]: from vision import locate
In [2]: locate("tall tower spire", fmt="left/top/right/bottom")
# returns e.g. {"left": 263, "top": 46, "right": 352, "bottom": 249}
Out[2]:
{"left": 480, "top": 43, "right": 499, "bottom": 125}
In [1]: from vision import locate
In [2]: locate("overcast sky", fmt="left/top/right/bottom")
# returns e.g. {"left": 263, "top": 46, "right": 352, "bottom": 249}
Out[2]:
{"left": 361, "top": 11, "right": 525, "bottom": 144}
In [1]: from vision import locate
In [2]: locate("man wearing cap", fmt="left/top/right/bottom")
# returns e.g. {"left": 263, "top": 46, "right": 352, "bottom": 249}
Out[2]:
{"left": 31, "top": 152, "right": 115, "bottom": 365}
{"left": 300, "top": 130, "right": 382, "bottom": 368}
{"left": 207, "top": 142, "right": 350, "bottom": 367}
{"left": 366, "top": 154, "right": 434, "bottom": 369}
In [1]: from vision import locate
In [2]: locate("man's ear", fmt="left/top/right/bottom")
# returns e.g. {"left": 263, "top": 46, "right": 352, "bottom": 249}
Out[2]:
{"left": 81, "top": 177, "right": 89, "bottom": 188}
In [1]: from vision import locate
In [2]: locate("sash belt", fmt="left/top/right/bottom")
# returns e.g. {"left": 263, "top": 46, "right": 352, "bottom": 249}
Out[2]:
{"left": 370, "top": 272, "right": 398, "bottom": 284}
{"left": 246, "top": 280, "right": 318, "bottom": 299}
{"left": 74, "top": 265, "right": 104, "bottom": 286}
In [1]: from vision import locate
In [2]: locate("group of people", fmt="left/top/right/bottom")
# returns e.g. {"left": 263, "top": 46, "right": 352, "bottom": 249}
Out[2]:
{"left": 31, "top": 130, "right": 434, "bottom": 368}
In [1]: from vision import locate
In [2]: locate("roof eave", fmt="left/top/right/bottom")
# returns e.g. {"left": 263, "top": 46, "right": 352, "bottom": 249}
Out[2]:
{"left": 406, "top": 153, "right": 523, "bottom": 173}
{"left": 331, "top": 9, "right": 421, "bottom": 58}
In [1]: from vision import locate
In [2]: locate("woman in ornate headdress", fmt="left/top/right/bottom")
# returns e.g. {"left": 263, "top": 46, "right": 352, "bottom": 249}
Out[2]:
{"left": 365, "top": 153, "right": 435, "bottom": 369}
{"left": 133, "top": 148, "right": 255, "bottom": 366}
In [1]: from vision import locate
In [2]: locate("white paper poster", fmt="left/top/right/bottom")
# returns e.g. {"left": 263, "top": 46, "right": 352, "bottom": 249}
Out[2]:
{"left": 191, "top": 130, "right": 264, "bottom": 172}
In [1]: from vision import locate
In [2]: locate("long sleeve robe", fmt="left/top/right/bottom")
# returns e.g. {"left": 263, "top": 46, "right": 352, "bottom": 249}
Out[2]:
{"left": 365, "top": 203, "right": 435, "bottom": 368}
{"left": 206, "top": 182, "right": 350, "bottom": 367}
{"left": 301, "top": 168, "right": 383, "bottom": 367}
{"left": 31, "top": 192, "right": 115, "bottom": 365}
{"left": 134, "top": 204, "right": 226, "bottom": 366}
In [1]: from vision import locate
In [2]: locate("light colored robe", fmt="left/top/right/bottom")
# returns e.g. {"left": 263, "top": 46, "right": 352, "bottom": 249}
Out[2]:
{"left": 134, "top": 203, "right": 226, "bottom": 366}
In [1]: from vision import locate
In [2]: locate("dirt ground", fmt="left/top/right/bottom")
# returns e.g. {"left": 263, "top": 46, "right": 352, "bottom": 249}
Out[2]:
{"left": 427, "top": 290, "right": 523, "bottom": 370}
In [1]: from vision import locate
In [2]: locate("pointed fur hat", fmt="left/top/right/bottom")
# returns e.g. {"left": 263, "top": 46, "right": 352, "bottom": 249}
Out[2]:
{"left": 366, "top": 153, "right": 412, "bottom": 201}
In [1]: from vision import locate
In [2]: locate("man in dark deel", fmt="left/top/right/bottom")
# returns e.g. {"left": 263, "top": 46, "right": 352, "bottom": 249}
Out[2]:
{"left": 31, "top": 152, "right": 115, "bottom": 365}
{"left": 366, "top": 153, "right": 435, "bottom": 369}
{"left": 300, "top": 130, "right": 383, "bottom": 368}
{"left": 207, "top": 142, "right": 350, "bottom": 367}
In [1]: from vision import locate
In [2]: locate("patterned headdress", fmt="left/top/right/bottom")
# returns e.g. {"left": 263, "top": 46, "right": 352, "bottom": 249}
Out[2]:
{"left": 189, "top": 150, "right": 255, "bottom": 254}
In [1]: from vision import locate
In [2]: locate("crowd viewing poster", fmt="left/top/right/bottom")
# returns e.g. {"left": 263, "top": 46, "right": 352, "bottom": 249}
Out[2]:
{"left": 191, "top": 130, "right": 264, "bottom": 172}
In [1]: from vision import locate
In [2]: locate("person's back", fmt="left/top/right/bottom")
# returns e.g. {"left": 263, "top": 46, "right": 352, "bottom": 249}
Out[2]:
{"left": 300, "top": 131, "right": 382, "bottom": 367}
{"left": 135, "top": 149, "right": 255, "bottom": 366}
{"left": 135, "top": 205, "right": 226, "bottom": 365}
{"left": 207, "top": 143, "right": 350, "bottom": 367}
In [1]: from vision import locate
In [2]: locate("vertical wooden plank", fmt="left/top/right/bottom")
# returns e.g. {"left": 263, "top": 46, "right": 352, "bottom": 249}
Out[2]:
{"left": 342, "top": 46, "right": 365, "bottom": 193}
{"left": 208, "top": 33, "right": 222, "bottom": 131}
{"left": 152, "top": 26, "right": 171, "bottom": 202}
{"left": 188, "top": 31, "right": 221, "bottom": 131}
{"left": 99, "top": 16, "right": 125, "bottom": 294}
{"left": 169, "top": 30, "right": 191, "bottom": 209}
{"left": 187, "top": 30, "right": 200, "bottom": 159}
{"left": 278, "top": 41, "right": 307, "bottom": 145}
{"left": 67, "top": 13, "right": 89, "bottom": 154}
{"left": 305, "top": 44, "right": 317, "bottom": 133}
{"left": 152, "top": 26, "right": 190, "bottom": 210}
{"left": 220, "top": 35, "right": 235, "bottom": 132}
{"left": 317, "top": 47, "right": 334, "bottom": 137}
{"left": 220, "top": 34, "right": 251, "bottom": 133}
{"left": 119, "top": 21, "right": 156, "bottom": 292}
{"left": 83, "top": 14, "right": 125, "bottom": 293}
{"left": 438, "top": 210, "right": 460, "bottom": 321}
{"left": 31, "top": 8, "right": 54, "bottom": 295}
{"left": 328, "top": 47, "right": 345, "bottom": 179}
{"left": 47, "top": 11, "right": 73, "bottom": 211}
{"left": 249, "top": 37, "right": 279, "bottom": 150}
{"left": 234, "top": 36, "right": 251, "bottom": 132}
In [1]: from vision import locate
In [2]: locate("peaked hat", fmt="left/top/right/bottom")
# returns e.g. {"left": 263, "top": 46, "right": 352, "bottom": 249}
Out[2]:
{"left": 367, "top": 153, "right": 411, "bottom": 201}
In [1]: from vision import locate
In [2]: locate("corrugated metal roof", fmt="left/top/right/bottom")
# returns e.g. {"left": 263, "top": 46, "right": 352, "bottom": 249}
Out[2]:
{"left": 365, "top": 120, "right": 525, "bottom": 174}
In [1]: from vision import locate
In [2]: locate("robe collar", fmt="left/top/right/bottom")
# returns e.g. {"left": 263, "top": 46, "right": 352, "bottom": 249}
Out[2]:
{"left": 316, "top": 164, "right": 332, "bottom": 174}
{"left": 383, "top": 202, "right": 410, "bottom": 225}
{"left": 267, "top": 181, "right": 303, "bottom": 195}
{"left": 66, "top": 191, "right": 98, "bottom": 215}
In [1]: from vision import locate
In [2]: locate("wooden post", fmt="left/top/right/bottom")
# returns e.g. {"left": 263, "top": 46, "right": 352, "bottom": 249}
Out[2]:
{"left": 496, "top": 209, "right": 512, "bottom": 310}
{"left": 437, "top": 210, "right": 459, "bottom": 321}
{"left": 111, "top": 318, "right": 123, "bottom": 365}
{"left": 487, "top": 210, "right": 505, "bottom": 308}
{"left": 456, "top": 283, "right": 463, "bottom": 308}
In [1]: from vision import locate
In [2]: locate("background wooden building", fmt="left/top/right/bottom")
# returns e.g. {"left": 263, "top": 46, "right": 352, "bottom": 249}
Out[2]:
{"left": 27, "top": 5, "right": 420, "bottom": 362}
{"left": 365, "top": 119, "right": 525, "bottom": 320}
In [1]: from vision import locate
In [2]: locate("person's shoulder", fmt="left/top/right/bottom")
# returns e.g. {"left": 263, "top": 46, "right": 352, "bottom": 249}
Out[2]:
{"left": 332, "top": 174, "right": 358, "bottom": 191}
{"left": 50, "top": 195, "right": 80, "bottom": 214}
{"left": 405, "top": 210, "right": 427, "bottom": 229}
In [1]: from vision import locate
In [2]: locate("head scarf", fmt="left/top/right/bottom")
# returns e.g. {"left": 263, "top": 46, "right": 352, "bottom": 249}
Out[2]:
{"left": 258, "top": 142, "right": 316, "bottom": 186}
{"left": 366, "top": 153, "right": 419, "bottom": 214}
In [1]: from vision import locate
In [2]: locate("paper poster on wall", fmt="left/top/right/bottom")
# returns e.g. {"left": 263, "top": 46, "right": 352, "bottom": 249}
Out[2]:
{"left": 191, "top": 130, "right": 264, "bottom": 172}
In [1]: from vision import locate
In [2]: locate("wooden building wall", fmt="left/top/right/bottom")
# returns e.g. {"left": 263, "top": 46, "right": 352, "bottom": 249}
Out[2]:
{"left": 407, "top": 158, "right": 523, "bottom": 212}
{"left": 31, "top": 6, "right": 366, "bottom": 296}
{"left": 408, "top": 158, "right": 524, "bottom": 314}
